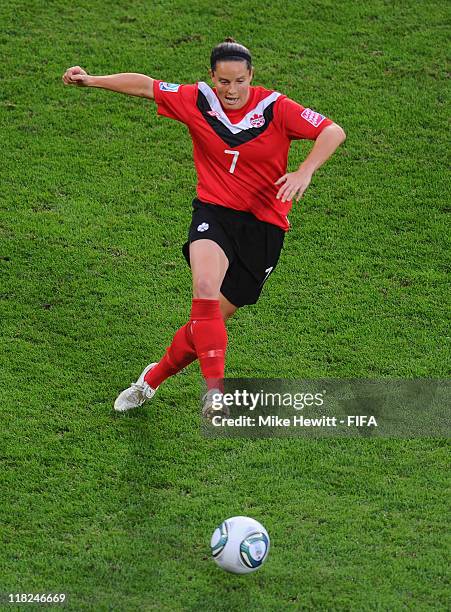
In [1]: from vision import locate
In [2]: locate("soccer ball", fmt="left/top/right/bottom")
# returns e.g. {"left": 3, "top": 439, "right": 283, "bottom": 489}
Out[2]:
{"left": 210, "top": 516, "right": 270, "bottom": 574}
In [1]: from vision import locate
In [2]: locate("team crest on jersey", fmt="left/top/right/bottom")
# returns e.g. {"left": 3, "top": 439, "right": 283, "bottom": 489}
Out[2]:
{"left": 159, "top": 82, "right": 181, "bottom": 92}
{"left": 250, "top": 113, "right": 265, "bottom": 128}
{"left": 301, "top": 108, "right": 325, "bottom": 127}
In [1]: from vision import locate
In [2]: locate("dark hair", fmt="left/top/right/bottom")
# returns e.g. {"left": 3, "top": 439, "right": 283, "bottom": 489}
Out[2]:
{"left": 210, "top": 37, "right": 252, "bottom": 72}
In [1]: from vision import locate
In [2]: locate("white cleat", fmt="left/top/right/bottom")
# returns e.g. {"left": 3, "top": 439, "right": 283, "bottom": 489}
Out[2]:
{"left": 114, "top": 362, "right": 158, "bottom": 412}
{"left": 202, "top": 388, "right": 230, "bottom": 420}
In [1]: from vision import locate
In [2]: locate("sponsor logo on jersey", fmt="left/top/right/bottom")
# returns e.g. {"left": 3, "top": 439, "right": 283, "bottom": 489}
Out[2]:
{"left": 197, "top": 222, "right": 209, "bottom": 232}
{"left": 250, "top": 113, "right": 265, "bottom": 128}
{"left": 159, "top": 82, "right": 181, "bottom": 92}
{"left": 301, "top": 108, "right": 325, "bottom": 127}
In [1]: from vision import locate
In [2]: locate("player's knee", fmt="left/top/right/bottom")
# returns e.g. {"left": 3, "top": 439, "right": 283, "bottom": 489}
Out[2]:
{"left": 221, "top": 306, "right": 237, "bottom": 322}
{"left": 193, "top": 276, "right": 220, "bottom": 299}
{"left": 222, "top": 311, "right": 234, "bottom": 322}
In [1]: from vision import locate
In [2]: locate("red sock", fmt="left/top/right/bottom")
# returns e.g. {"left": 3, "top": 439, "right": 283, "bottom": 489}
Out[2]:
{"left": 190, "top": 298, "right": 227, "bottom": 391}
{"left": 144, "top": 322, "right": 197, "bottom": 389}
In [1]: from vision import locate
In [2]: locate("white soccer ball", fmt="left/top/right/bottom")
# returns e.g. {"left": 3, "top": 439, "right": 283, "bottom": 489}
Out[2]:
{"left": 210, "top": 516, "right": 270, "bottom": 574}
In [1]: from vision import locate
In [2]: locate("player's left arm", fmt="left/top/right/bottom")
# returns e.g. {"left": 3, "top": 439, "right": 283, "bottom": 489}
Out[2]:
{"left": 275, "top": 123, "right": 346, "bottom": 203}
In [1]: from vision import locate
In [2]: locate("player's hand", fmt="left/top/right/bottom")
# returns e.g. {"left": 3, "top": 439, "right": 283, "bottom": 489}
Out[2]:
{"left": 275, "top": 169, "right": 313, "bottom": 203}
{"left": 62, "top": 66, "right": 90, "bottom": 86}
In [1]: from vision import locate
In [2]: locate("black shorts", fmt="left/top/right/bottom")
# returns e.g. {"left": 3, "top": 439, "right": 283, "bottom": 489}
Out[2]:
{"left": 182, "top": 198, "right": 285, "bottom": 307}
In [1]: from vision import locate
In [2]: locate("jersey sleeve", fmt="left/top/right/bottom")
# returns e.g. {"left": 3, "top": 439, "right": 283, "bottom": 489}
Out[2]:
{"left": 277, "top": 97, "right": 334, "bottom": 140}
{"left": 153, "top": 80, "right": 198, "bottom": 125}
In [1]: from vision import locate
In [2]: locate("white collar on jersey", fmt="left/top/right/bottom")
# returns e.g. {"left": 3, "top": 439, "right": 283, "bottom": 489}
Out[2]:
{"left": 198, "top": 82, "right": 281, "bottom": 134}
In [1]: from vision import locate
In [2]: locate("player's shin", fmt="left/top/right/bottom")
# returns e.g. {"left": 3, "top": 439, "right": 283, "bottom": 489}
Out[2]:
{"left": 190, "top": 298, "right": 227, "bottom": 391}
{"left": 144, "top": 323, "right": 197, "bottom": 388}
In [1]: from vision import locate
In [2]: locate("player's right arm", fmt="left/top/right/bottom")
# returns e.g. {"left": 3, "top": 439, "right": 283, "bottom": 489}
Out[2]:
{"left": 62, "top": 66, "right": 154, "bottom": 99}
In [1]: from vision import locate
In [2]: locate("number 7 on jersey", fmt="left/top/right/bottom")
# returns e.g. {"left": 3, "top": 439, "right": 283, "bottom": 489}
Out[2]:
{"left": 224, "top": 150, "right": 240, "bottom": 174}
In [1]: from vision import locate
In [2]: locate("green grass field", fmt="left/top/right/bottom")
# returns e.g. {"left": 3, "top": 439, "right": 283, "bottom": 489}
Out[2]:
{"left": 1, "top": 0, "right": 450, "bottom": 609}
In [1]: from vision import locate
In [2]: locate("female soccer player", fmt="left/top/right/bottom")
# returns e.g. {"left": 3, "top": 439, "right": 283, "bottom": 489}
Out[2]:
{"left": 62, "top": 39, "right": 346, "bottom": 417}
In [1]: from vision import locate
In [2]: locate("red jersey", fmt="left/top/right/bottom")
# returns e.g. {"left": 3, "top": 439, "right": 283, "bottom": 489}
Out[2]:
{"left": 153, "top": 80, "right": 333, "bottom": 231}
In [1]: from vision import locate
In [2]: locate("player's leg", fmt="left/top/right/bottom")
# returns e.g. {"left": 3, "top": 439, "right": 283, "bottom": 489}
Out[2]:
{"left": 190, "top": 239, "right": 229, "bottom": 299}
{"left": 141, "top": 250, "right": 235, "bottom": 416}
{"left": 142, "top": 239, "right": 229, "bottom": 391}
{"left": 220, "top": 292, "right": 238, "bottom": 321}
{"left": 185, "top": 239, "right": 230, "bottom": 392}
{"left": 114, "top": 200, "right": 235, "bottom": 413}
{"left": 129, "top": 298, "right": 235, "bottom": 390}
